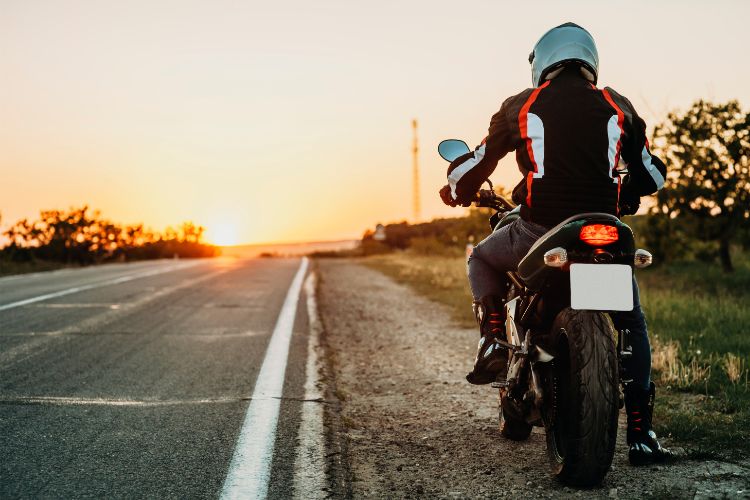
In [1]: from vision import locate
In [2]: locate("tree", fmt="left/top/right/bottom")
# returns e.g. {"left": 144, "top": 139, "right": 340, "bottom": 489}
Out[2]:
{"left": 1, "top": 206, "right": 218, "bottom": 263}
{"left": 179, "top": 222, "right": 205, "bottom": 243}
{"left": 650, "top": 100, "right": 750, "bottom": 272}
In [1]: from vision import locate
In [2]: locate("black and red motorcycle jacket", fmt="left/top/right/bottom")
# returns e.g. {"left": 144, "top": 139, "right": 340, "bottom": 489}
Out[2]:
{"left": 445, "top": 66, "right": 667, "bottom": 228}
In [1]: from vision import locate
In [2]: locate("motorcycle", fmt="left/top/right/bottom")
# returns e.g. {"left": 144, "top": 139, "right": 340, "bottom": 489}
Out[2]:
{"left": 438, "top": 139, "right": 652, "bottom": 486}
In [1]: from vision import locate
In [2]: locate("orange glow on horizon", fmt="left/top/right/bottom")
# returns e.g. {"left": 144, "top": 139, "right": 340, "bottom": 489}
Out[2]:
{"left": 1, "top": 2, "right": 748, "bottom": 244}
{"left": 205, "top": 221, "right": 241, "bottom": 247}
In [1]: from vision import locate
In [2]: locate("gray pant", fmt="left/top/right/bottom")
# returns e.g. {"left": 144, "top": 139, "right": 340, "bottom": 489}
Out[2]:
{"left": 468, "top": 218, "right": 549, "bottom": 299}
{"left": 466, "top": 218, "right": 652, "bottom": 390}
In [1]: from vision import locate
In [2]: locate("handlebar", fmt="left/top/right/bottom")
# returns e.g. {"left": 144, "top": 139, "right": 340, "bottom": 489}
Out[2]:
{"left": 474, "top": 189, "right": 515, "bottom": 211}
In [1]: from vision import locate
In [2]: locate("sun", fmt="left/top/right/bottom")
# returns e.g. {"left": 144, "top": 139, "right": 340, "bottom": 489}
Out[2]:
{"left": 206, "top": 221, "right": 241, "bottom": 247}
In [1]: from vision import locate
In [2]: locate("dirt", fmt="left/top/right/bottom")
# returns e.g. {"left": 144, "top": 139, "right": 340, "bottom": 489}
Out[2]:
{"left": 314, "top": 259, "right": 750, "bottom": 499}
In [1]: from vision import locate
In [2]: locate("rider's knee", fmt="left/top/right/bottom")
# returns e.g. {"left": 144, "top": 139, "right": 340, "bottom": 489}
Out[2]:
{"left": 467, "top": 244, "right": 483, "bottom": 266}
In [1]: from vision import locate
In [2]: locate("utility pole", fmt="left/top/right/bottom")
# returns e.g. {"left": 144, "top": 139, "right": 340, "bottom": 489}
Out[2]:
{"left": 412, "top": 119, "right": 420, "bottom": 222}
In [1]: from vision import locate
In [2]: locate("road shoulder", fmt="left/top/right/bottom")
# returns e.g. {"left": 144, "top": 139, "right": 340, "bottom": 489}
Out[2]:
{"left": 315, "top": 258, "right": 750, "bottom": 499}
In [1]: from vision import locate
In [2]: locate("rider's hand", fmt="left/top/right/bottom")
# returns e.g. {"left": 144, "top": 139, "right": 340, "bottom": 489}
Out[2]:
{"left": 619, "top": 198, "right": 640, "bottom": 216}
{"left": 442, "top": 151, "right": 480, "bottom": 208}
{"left": 619, "top": 191, "right": 641, "bottom": 216}
{"left": 440, "top": 185, "right": 473, "bottom": 207}
{"left": 619, "top": 179, "right": 641, "bottom": 216}
{"left": 439, "top": 185, "right": 458, "bottom": 207}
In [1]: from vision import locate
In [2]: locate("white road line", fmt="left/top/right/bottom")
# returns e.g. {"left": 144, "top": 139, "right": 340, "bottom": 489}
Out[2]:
{"left": 0, "top": 261, "right": 158, "bottom": 283}
{"left": 292, "top": 272, "right": 328, "bottom": 499}
{"left": 0, "top": 262, "right": 199, "bottom": 312}
{"left": 221, "top": 257, "right": 309, "bottom": 500}
{"left": 0, "top": 396, "right": 241, "bottom": 406}
{"left": 31, "top": 303, "right": 122, "bottom": 309}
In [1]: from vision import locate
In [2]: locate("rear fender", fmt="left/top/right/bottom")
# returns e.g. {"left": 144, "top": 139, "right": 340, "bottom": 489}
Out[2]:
{"left": 518, "top": 215, "right": 636, "bottom": 291}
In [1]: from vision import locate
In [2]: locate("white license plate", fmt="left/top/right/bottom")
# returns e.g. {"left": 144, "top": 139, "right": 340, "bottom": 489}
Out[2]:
{"left": 570, "top": 264, "right": 633, "bottom": 311}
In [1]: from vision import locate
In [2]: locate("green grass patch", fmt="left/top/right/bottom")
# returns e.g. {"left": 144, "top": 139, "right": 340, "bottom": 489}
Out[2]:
{"left": 362, "top": 249, "right": 750, "bottom": 457}
{"left": 639, "top": 251, "right": 750, "bottom": 357}
{"left": 655, "top": 389, "right": 750, "bottom": 458}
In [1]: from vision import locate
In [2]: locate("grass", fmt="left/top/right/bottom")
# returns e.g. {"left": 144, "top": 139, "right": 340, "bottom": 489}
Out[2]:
{"left": 362, "top": 249, "right": 750, "bottom": 458}
{"left": 365, "top": 251, "right": 476, "bottom": 328}
{"left": 638, "top": 252, "right": 750, "bottom": 456}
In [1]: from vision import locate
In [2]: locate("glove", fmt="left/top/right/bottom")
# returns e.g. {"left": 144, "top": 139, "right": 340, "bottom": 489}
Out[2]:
{"left": 439, "top": 185, "right": 457, "bottom": 207}
{"left": 440, "top": 185, "right": 473, "bottom": 207}
{"left": 441, "top": 151, "right": 479, "bottom": 208}
{"left": 619, "top": 198, "right": 640, "bottom": 216}
{"left": 619, "top": 188, "right": 641, "bottom": 216}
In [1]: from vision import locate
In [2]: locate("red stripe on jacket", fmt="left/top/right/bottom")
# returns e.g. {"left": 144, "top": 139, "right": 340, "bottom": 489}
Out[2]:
{"left": 601, "top": 88, "right": 625, "bottom": 212}
{"left": 518, "top": 81, "right": 550, "bottom": 207}
{"left": 601, "top": 88, "right": 625, "bottom": 167}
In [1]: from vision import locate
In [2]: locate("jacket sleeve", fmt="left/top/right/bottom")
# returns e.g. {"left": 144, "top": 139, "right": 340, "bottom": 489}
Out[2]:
{"left": 609, "top": 89, "right": 667, "bottom": 198}
{"left": 447, "top": 103, "right": 516, "bottom": 204}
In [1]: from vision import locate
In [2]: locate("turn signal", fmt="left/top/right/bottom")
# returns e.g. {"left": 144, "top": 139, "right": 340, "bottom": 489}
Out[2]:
{"left": 634, "top": 249, "right": 653, "bottom": 268}
{"left": 544, "top": 247, "right": 568, "bottom": 267}
{"left": 579, "top": 224, "right": 619, "bottom": 246}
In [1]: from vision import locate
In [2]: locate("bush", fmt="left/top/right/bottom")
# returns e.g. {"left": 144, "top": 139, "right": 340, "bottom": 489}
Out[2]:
{"left": 364, "top": 209, "right": 492, "bottom": 254}
{"left": 409, "top": 237, "right": 464, "bottom": 257}
{"left": 0, "top": 206, "right": 218, "bottom": 266}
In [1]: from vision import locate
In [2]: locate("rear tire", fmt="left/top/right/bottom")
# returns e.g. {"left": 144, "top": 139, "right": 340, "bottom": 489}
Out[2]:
{"left": 543, "top": 308, "right": 619, "bottom": 486}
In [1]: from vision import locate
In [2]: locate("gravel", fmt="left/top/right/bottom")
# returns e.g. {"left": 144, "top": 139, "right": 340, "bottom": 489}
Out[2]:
{"left": 316, "top": 259, "right": 750, "bottom": 499}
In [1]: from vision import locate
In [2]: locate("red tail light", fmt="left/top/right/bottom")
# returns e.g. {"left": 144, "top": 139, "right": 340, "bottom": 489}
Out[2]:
{"left": 580, "top": 224, "right": 619, "bottom": 246}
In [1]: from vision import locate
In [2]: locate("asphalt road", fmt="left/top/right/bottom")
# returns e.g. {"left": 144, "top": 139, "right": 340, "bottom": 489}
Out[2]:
{"left": 0, "top": 258, "right": 316, "bottom": 499}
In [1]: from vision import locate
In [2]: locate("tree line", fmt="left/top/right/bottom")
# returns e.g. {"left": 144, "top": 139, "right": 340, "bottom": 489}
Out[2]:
{"left": 0, "top": 206, "right": 218, "bottom": 265}
{"left": 645, "top": 99, "right": 749, "bottom": 272}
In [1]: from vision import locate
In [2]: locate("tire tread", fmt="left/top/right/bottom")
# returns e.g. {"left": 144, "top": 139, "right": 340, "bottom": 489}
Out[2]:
{"left": 547, "top": 308, "right": 619, "bottom": 486}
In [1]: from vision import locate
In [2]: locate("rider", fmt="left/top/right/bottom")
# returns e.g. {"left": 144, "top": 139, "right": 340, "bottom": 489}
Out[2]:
{"left": 439, "top": 22, "right": 672, "bottom": 466}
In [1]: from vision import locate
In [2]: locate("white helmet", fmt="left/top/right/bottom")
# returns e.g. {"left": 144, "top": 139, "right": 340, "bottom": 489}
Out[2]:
{"left": 529, "top": 22, "right": 599, "bottom": 87}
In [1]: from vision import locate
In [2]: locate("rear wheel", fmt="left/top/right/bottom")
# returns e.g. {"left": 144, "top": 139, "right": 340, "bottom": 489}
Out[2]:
{"left": 543, "top": 308, "right": 619, "bottom": 486}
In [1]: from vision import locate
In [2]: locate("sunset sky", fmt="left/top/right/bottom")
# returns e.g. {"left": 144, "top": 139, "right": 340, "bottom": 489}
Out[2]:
{"left": 2, "top": 0, "right": 749, "bottom": 245}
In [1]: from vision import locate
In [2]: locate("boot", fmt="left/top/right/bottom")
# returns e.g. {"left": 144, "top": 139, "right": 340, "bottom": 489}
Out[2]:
{"left": 466, "top": 295, "right": 511, "bottom": 385}
{"left": 624, "top": 382, "right": 674, "bottom": 465}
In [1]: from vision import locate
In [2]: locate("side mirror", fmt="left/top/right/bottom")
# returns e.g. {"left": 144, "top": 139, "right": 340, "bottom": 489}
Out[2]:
{"left": 437, "top": 139, "right": 471, "bottom": 162}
